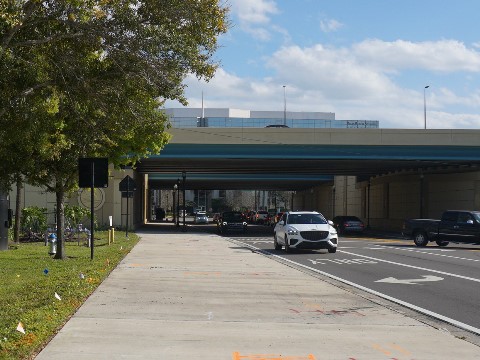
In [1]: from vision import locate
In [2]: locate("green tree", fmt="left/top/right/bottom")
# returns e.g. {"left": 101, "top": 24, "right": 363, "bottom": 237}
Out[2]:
{"left": 0, "top": 0, "right": 229, "bottom": 257}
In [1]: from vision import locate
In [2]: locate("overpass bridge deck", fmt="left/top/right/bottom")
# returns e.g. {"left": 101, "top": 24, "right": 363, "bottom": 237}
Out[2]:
{"left": 137, "top": 128, "right": 480, "bottom": 190}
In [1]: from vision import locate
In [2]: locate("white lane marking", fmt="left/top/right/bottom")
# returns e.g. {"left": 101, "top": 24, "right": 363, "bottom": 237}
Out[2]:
{"left": 338, "top": 250, "right": 480, "bottom": 283}
{"left": 375, "top": 275, "right": 444, "bottom": 285}
{"left": 367, "top": 247, "right": 454, "bottom": 252}
{"left": 366, "top": 245, "right": 479, "bottom": 262}
{"left": 308, "top": 258, "right": 377, "bottom": 265}
{"left": 229, "top": 239, "right": 480, "bottom": 336}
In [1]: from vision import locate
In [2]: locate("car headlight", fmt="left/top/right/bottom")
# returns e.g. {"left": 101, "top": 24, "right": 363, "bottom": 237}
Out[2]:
{"left": 287, "top": 226, "right": 298, "bottom": 235}
{"left": 243, "top": 222, "right": 247, "bottom": 226}
{"left": 222, "top": 222, "right": 227, "bottom": 226}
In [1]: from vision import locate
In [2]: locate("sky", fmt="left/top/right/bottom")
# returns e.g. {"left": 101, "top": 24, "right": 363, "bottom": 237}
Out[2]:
{"left": 164, "top": 0, "right": 480, "bottom": 129}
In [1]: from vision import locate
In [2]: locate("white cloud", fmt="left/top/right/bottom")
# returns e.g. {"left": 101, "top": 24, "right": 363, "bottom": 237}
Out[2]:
{"left": 320, "top": 18, "right": 343, "bottom": 33}
{"left": 353, "top": 39, "right": 480, "bottom": 73}
{"left": 268, "top": 44, "right": 398, "bottom": 100}
{"left": 230, "top": 0, "right": 278, "bottom": 25}
{"left": 167, "top": 39, "right": 480, "bottom": 129}
{"left": 229, "top": 0, "right": 279, "bottom": 40}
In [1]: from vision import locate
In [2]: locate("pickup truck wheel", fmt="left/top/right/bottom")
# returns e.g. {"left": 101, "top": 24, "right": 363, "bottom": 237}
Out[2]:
{"left": 413, "top": 232, "right": 429, "bottom": 247}
{"left": 436, "top": 240, "right": 449, "bottom": 247}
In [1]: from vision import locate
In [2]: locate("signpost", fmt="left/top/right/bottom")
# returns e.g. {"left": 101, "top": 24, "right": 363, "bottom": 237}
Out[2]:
{"left": 119, "top": 175, "right": 136, "bottom": 237}
{"left": 78, "top": 158, "right": 108, "bottom": 260}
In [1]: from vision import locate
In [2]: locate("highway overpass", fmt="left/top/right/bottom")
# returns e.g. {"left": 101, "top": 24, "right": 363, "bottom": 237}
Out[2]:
{"left": 138, "top": 127, "right": 480, "bottom": 190}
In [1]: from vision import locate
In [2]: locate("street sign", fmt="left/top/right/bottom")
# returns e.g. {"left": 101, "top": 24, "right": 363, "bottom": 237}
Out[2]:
{"left": 78, "top": 158, "right": 109, "bottom": 188}
{"left": 119, "top": 175, "right": 137, "bottom": 192}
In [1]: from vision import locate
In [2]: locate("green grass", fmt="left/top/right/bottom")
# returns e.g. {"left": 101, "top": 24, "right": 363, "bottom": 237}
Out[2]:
{"left": 0, "top": 232, "right": 139, "bottom": 360}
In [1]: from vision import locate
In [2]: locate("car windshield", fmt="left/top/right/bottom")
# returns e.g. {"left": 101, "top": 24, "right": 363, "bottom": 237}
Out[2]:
{"left": 223, "top": 212, "right": 243, "bottom": 222}
{"left": 342, "top": 216, "right": 360, "bottom": 221}
{"left": 288, "top": 213, "right": 327, "bottom": 225}
{"left": 472, "top": 212, "right": 480, "bottom": 222}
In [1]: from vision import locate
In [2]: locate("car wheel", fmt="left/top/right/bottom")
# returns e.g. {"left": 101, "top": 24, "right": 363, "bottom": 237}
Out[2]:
{"left": 413, "top": 231, "right": 429, "bottom": 247}
{"left": 436, "top": 240, "right": 449, "bottom": 247}
{"left": 273, "top": 234, "right": 282, "bottom": 250}
{"left": 284, "top": 236, "right": 291, "bottom": 253}
{"left": 328, "top": 247, "right": 337, "bottom": 253}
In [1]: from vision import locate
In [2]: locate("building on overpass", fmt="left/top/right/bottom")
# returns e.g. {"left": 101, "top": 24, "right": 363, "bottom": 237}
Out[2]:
{"left": 164, "top": 108, "right": 379, "bottom": 129}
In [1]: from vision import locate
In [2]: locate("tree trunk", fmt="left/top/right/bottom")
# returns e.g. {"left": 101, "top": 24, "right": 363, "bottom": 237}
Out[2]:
{"left": 54, "top": 184, "right": 65, "bottom": 260}
{"left": 14, "top": 176, "right": 23, "bottom": 243}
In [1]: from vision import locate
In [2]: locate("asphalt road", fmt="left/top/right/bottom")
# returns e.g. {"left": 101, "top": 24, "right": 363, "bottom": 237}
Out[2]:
{"left": 193, "top": 221, "right": 480, "bottom": 336}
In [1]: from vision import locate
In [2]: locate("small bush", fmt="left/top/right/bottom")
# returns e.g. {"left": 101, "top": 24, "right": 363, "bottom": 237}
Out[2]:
{"left": 20, "top": 207, "right": 47, "bottom": 236}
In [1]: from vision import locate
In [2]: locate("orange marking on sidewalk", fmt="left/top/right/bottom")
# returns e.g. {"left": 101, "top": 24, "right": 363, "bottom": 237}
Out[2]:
{"left": 232, "top": 352, "right": 316, "bottom": 360}
{"left": 372, "top": 344, "right": 392, "bottom": 356}
{"left": 301, "top": 301, "right": 323, "bottom": 310}
{"left": 389, "top": 343, "right": 411, "bottom": 356}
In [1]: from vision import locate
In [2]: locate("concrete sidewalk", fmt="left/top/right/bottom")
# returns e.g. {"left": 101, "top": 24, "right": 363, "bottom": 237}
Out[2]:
{"left": 35, "top": 225, "right": 480, "bottom": 359}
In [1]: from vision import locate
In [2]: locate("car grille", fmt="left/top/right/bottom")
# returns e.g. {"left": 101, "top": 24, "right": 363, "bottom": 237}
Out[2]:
{"left": 300, "top": 231, "right": 329, "bottom": 241}
{"left": 225, "top": 223, "right": 244, "bottom": 230}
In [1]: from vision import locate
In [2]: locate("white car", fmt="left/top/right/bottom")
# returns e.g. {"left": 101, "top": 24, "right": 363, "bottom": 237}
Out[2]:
{"left": 274, "top": 211, "right": 338, "bottom": 253}
{"left": 194, "top": 213, "right": 208, "bottom": 224}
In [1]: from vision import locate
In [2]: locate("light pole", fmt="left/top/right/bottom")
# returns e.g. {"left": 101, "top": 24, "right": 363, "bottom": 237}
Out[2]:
{"left": 176, "top": 180, "right": 180, "bottom": 227}
{"left": 173, "top": 183, "right": 177, "bottom": 225}
{"left": 182, "top": 171, "right": 186, "bottom": 232}
{"left": 283, "top": 85, "right": 286, "bottom": 126}
{"left": 424, "top": 85, "right": 429, "bottom": 129}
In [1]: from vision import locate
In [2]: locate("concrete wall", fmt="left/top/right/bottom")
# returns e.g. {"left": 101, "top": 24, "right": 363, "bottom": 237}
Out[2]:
{"left": 9, "top": 167, "right": 136, "bottom": 230}
{"left": 169, "top": 127, "right": 480, "bottom": 146}
{"left": 291, "top": 171, "right": 480, "bottom": 231}
{"left": 292, "top": 184, "right": 334, "bottom": 219}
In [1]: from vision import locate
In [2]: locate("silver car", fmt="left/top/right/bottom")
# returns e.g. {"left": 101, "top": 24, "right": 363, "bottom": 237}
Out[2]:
{"left": 274, "top": 211, "right": 338, "bottom": 253}
{"left": 194, "top": 213, "right": 209, "bottom": 224}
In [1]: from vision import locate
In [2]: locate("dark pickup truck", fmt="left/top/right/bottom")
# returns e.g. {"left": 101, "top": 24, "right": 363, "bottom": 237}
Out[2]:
{"left": 403, "top": 210, "right": 480, "bottom": 247}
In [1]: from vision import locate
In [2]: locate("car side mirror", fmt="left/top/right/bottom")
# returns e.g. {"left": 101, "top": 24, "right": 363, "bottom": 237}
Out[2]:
{"left": 278, "top": 220, "right": 284, "bottom": 225}
{"left": 328, "top": 220, "right": 334, "bottom": 226}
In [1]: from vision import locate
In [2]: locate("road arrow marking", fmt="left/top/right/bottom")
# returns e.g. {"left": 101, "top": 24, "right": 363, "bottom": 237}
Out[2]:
{"left": 375, "top": 275, "right": 444, "bottom": 285}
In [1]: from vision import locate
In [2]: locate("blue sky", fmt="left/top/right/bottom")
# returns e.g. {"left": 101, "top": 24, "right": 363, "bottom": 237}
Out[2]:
{"left": 165, "top": 0, "right": 480, "bottom": 129}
